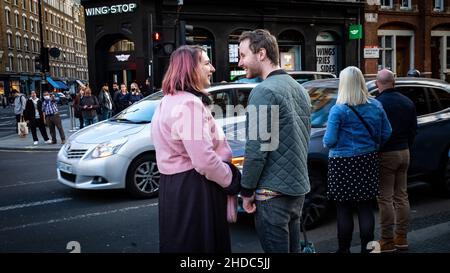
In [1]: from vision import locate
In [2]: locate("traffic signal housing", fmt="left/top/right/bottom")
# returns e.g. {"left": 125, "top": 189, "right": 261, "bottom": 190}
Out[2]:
{"left": 178, "top": 20, "right": 194, "bottom": 46}
{"left": 35, "top": 47, "right": 50, "bottom": 73}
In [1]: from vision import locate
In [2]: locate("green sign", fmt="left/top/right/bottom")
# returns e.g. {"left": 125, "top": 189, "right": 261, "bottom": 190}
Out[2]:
{"left": 349, "top": 24, "right": 363, "bottom": 40}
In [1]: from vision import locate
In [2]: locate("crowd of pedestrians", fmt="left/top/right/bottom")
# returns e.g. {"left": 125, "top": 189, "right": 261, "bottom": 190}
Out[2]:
{"left": 10, "top": 80, "right": 154, "bottom": 146}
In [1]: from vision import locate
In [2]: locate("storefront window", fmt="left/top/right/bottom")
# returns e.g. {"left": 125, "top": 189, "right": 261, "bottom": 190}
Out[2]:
{"left": 11, "top": 80, "right": 20, "bottom": 93}
{"left": 278, "top": 30, "right": 303, "bottom": 71}
{"left": 316, "top": 32, "right": 339, "bottom": 74}
{"left": 228, "top": 29, "right": 251, "bottom": 81}
{"left": 109, "top": 39, "right": 135, "bottom": 52}
{"left": 0, "top": 81, "right": 5, "bottom": 95}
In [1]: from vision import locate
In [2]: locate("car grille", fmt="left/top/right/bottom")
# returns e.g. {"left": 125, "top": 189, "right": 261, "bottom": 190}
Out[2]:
{"left": 66, "top": 149, "right": 88, "bottom": 159}
{"left": 60, "top": 171, "right": 76, "bottom": 183}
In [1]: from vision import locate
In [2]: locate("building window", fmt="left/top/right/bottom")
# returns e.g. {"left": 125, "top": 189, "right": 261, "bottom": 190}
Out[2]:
{"left": 5, "top": 10, "right": 11, "bottom": 25}
{"left": 16, "top": 35, "right": 21, "bottom": 50}
{"left": 15, "top": 13, "right": 20, "bottom": 28}
{"left": 25, "top": 58, "right": 30, "bottom": 72}
{"left": 434, "top": 0, "right": 444, "bottom": 11}
{"left": 400, "top": 0, "right": 411, "bottom": 9}
{"left": 108, "top": 39, "right": 135, "bottom": 52}
{"left": 279, "top": 30, "right": 304, "bottom": 71}
{"left": 7, "top": 33, "right": 13, "bottom": 48}
{"left": 30, "top": 19, "right": 34, "bottom": 32}
{"left": 378, "top": 35, "right": 393, "bottom": 71}
{"left": 8, "top": 56, "right": 14, "bottom": 71}
{"left": 22, "top": 15, "right": 27, "bottom": 30}
{"left": 22, "top": 0, "right": 26, "bottom": 9}
{"left": 17, "top": 57, "right": 23, "bottom": 71}
{"left": 381, "top": 0, "right": 393, "bottom": 8}
{"left": 24, "top": 37, "right": 29, "bottom": 51}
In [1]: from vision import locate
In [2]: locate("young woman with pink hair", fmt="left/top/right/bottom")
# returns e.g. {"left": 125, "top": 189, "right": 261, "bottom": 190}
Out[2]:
{"left": 151, "top": 45, "right": 241, "bottom": 253}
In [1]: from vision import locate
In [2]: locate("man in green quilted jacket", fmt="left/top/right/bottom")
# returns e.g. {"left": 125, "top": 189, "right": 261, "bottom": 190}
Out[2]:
{"left": 238, "top": 29, "right": 311, "bottom": 253}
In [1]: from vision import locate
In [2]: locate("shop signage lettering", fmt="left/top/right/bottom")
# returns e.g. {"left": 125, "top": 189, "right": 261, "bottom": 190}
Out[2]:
{"left": 316, "top": 45, "right": 337, "bottom": 73}
{"left": 85, "top": 3, "right": 137, "bottom": 17}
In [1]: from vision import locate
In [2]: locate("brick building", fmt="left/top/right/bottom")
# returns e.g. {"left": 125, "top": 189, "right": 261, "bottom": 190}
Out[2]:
{"left": 0, "top": 0, "right": 88, "bottom": 98}
{"left": 364, "top": 0, "right": 450, "bottom": 81}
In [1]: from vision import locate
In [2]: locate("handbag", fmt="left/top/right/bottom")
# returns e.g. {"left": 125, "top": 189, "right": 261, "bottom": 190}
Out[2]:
{"left": 18, "top": 115, "right": 29, "bottom": 137}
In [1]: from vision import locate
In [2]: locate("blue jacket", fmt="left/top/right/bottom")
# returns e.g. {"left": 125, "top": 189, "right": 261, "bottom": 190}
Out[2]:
{"left": 323, "top": 98, "right": 392, "bottom": 157}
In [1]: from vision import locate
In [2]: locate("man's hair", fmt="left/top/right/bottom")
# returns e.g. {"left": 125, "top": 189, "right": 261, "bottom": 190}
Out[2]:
{"left": 239, "top": 29, "right": 279, "bottom": 66}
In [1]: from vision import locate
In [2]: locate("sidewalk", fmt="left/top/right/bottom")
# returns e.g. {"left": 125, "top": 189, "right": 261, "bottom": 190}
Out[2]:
{"left": 0, "top": 117, "right": 78, "bottom": 151}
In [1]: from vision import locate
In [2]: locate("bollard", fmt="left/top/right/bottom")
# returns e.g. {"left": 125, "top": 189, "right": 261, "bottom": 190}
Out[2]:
{"left": 68, "top": 101, "right": 78, "bottom": 132}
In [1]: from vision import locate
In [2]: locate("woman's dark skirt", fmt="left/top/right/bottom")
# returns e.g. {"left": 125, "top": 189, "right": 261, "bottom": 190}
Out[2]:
{"left": 159, "top": 168, "right": 230, "bottom": 253}
{"left": 327, "top": 151, "right": 380, "bottom": 202}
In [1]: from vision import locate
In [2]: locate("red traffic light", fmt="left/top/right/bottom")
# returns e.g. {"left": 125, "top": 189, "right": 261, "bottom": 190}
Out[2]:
{"left": 153, "top": 32, "right": 161, "bottom": 41}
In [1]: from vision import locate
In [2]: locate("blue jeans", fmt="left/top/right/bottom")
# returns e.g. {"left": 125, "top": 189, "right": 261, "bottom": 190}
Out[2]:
{"left": 84, "top": 116, "right": 98, "bottom": 127}
{"left": 255, "top": 195, "right": 305, "bottom": 253}
{"left": 100, "top": 109, "right": 112, "bottom": 121}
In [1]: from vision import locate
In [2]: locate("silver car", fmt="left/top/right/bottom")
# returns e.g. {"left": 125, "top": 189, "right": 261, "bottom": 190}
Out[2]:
{"left": 56, "top": 83, "right": 256, "bottom": 197}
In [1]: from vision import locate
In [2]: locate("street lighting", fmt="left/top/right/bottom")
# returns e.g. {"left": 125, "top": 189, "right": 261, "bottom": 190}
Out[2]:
{"left": 37, "top": 0, "right": 48, "bottom": 99}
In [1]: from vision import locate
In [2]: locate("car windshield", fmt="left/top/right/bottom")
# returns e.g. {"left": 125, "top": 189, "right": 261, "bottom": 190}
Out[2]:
{"left": 308, "top": 87, "right": 338, "bottom": 128}
{"left": 110, "top": 91, "right": 163, "bottom": 124}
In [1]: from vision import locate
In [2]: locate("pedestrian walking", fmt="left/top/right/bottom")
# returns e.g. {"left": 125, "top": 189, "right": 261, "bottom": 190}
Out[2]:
{"left": 80, "top": 87, "right": 99, "bottom": 127}
{"left": 142, "top": 77, "right": 156, "bottom": 97}
{"left": 42, "top": 91, "right": 66, "bottom": 144}
{"left": 151, "top": 45, "right": 241, "bottom": 253}
{"left": 12, "top": 89, "right": 27, "bottom": 134}
{"left": 23, "top": 91, "right": 51, "bottom": 145}
{"left": 73, "top": 88, "right": 85, "bottom": 129}
{"left": 238, "top": 29, "right": 312, "bottom": 253}
{"left": 323, "top": 66, "right": 392, "bottom": 253}
{"left": 375, "top": 69, "right": 417, "bottom": 252}
{"left": 97, "top": 83, "right": 114, "bottom": 121}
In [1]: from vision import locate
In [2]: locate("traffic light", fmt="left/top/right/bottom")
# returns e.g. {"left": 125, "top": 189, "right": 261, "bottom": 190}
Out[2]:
{"left": 152, "top": 31, "right": 162, "bottom": 52}
{"left": 34, "top": 56, "right": 42, "bottom": 71}
{"left": 178, "top": 20, "right": 194, "bottom": 46}
{"left": 41, "top": 47, "right": 50, "bottom": 72}
{"left": 36, "top": 47, "right": 50, "bottom": 73}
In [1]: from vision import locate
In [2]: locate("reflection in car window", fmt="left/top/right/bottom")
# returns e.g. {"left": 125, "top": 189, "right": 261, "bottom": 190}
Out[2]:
{"left": 429, "top": 88, "right": 450, "bottom": 112}
{"left": 111, "top": 91, "right": 163, "bottom": 123}
{"left": 396, "top": 87, "right": 429, "bottom": 116}
{"left": 210, "top": 90, "right": 232, "bottom": 117}
{"left": 308, "top": 87, "right": 338, "bottom": 127}
{"left": 235, "top": 88, "right": 251, "bottom": 108}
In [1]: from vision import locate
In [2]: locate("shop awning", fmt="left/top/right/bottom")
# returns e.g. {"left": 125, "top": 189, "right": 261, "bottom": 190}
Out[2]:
{"left": 46, "top": 77, "right": 69, "bottom": 90}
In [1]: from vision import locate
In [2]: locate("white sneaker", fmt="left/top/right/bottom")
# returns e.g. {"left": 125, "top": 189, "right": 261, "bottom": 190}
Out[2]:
{"left": 45, "top": 140, "right": 52, "bottom": 144}
{"left": 33, "top": 141, "right": 38, "bottom": 145}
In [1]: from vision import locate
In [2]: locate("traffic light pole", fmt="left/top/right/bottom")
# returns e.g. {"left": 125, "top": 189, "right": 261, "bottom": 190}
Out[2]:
{"left": 37, "top": 0, "right": 46, "bottom": 99}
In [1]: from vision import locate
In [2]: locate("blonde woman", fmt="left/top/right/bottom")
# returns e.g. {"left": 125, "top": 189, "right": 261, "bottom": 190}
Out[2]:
{"left": 129, "top": 82, "right": 144, "bottom": 104}
{"left": 323, "top": 66, "right": 392, "bottom": 253}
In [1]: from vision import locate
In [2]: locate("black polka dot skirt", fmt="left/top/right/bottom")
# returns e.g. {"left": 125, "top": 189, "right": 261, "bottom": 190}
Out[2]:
{"left": 327, "top": 151, "right": 380, "bottom": 202}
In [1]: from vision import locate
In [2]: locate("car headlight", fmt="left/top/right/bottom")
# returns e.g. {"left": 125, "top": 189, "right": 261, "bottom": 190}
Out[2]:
{"left": 231, "top": 156, "right": 245, "bottom": 172}
{"left": 89, "top": 137, "right": 128, "bottom": 159}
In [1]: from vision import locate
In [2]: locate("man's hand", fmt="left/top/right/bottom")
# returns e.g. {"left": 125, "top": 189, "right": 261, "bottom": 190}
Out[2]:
{"left": 242, "top": 194, "right": 256, "bottom": 214}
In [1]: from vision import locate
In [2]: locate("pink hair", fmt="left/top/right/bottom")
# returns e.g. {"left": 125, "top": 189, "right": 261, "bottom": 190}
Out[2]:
{"left": 162, "top": 45, "right": 204, "bottom": 95}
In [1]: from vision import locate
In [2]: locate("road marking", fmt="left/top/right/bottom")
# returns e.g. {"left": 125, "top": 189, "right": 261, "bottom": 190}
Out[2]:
{"left": 0, "top": 202, "right": 158, "bottom": 232}
{"left": 0, "top": 179, "right": 55, "bottom": 189}
{"left": 0, "top": 197, "right": 72, "bottom": 212}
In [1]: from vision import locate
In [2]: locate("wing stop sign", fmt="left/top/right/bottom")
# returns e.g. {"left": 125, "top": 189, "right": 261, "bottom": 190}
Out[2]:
{"left": 349, "top": 24, "right": 363, "bottom": 40}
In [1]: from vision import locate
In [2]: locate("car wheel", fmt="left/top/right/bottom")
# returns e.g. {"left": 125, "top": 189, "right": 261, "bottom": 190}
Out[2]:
{"left": 302, "top": 167, "right": 329, "bottom": 230}
{"left": 126, "top": 153, "right": 160, "bottom": 198}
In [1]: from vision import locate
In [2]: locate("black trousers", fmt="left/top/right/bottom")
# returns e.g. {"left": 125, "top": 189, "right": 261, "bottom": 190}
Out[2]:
{"left": 29, "top": 118, "right": 49, "bottom": 142}
{"left": 335, "top": 200, "right": 375, "bottom": 253}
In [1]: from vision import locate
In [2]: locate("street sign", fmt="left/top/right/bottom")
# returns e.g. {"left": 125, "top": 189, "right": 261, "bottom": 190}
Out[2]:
{"left": 349, "top": 24, "right": 363, "bottom": 40}
{"left": 364, "top": 47, "right": 380, "bottom": 58}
